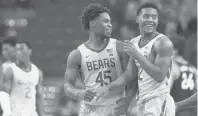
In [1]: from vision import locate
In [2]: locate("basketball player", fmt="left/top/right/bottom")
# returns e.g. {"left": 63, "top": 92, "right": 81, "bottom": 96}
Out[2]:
{"left": 125, "top": 3, "right": 175, "bottom": 116}
{"left": 98, "top": 3, "right": 175, "bottom": 116}
{"left": 0, "top": 40, "right": 43, "bottom": 116}
{"left": 0, "top": 38, "right": 16, "bottom": 116}
{"left": 64, "top": 3, "right": 138, "bottom": 116}
{"left": 1, "top": 38, "right": 17, "bottom": 72}
{"left": 168, "top": 42, "right": 197, "bottom": 116}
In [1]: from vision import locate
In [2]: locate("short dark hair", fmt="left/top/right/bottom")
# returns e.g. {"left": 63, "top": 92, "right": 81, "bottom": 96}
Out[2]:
{"left": 16, "top": 40, "right": 32, "bottom": 49}
{"left": 136, "top": 3, "right": 159, "bottom": 16}
{"left": 2, "top": 37, "right": 17, "bottom": 47}
{"left": 80, "top": 3, "right": 110, "bottom": 30}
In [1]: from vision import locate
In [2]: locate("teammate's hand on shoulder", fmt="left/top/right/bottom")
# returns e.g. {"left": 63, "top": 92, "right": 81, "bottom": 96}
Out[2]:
{"left": 95, "top": 86, "right": 110, "bottom": 101}
{"left": 124, "top": 40, "right": 137, "bottom": 57}
{"left": 78, "top": 90, "right": 96, "bottom": 102}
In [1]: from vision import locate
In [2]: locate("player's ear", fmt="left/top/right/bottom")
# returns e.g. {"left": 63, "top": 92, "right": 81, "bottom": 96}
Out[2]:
{"left": 29, "top": 49, "right": 32, "bottom": 55}
{"left": 89, "top": 20, "right": 96, "bottom": 28}
{"left": 136, "top": 16, "right": 139, "bottom": 23}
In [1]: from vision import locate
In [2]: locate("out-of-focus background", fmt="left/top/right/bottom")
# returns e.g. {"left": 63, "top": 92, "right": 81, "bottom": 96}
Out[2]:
{"left": 0, "top": 0, "right": 196, "bottom": 116}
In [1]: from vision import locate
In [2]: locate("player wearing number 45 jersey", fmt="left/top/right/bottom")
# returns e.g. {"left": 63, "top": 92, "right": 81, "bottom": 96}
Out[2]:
{"left": 168, "top": 41, "right": 197, "bottom": 116}
{"left": 0, "top": 40, "right": 44, "bottom": 116}
{"left": 64, "top": 3, "right": 138, "bottom": 116}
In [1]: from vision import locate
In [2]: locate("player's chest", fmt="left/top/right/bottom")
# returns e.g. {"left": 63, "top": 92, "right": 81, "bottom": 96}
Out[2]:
{"left": 14, "top": 72, "right": 39, "bottom": 86}
{"left": 135, "top": 44, "right": 155, "bottom": 66}
{"left": 83, "top": 49, "right": 117, "bottom": 71}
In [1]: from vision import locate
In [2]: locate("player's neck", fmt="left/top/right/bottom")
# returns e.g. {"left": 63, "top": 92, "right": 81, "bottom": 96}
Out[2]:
{"left": 88, "top": 33, "right": 108, "bottom": 49}
{"left": 16, "top": 60, "right": 31, "bottom": 69}
{"left": 141, "top": 31, "right": 158, "bottom": 41}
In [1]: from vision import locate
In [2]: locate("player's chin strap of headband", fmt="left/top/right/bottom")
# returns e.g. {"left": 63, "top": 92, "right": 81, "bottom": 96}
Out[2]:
{"left": 0, "top": 91, "right": 12, "bottom": 116}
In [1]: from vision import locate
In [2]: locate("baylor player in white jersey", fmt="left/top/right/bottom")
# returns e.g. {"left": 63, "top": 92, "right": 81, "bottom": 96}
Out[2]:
{"left": 1, "top": 40, "right": 43, "bottom": 116}
{"left": 64, "top": 3, "right": 138, "bottom": 116}
{"left": 98, "top": 3, "right": 175, "bottom": 116}
{"left": 124, "top": 3, "right": 175, "bottom": 116}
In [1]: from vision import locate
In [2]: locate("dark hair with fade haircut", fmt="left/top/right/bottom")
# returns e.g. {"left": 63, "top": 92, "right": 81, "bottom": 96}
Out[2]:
{"left": 136, "top": 2, "right": 159, "bottom": 16}
{"left": 16, "top": 40, "right": 32, "bottom": 49}
{"left": 80, "top": 3, "right": 110, "bottom": 30}
{"left": 2, "top": 37, "right": 17, "bottom": 47}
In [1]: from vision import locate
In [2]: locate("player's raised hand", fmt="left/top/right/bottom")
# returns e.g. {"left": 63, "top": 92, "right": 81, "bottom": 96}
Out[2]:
{"left": 77, "top": 90, "right": 96, "bottom": 102}
{"left": 124, "top": 40, "right": 137, "bottom": 57}
{"left": 95, "top": 86, "right": 110, "bottom": 101}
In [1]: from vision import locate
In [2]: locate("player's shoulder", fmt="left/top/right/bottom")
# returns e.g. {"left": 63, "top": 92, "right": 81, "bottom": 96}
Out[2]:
{"left": 130, "top": 35, "right": 141, "bottom": 43}
{"left": 2, "top": 65, "right": 13, "bottom": 77}
{"left": 67, "top": 49, "right": 81, "bottom": 65}
{"left": 154, "top": 34, "right": 174, "bottom": 54}
{"left": 155, "top": 34, "right": 172, "bottom": 46}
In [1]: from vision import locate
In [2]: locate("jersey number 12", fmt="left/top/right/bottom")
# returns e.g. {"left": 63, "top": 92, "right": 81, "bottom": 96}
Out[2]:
{"left": 96, "top": 70, "right": 112, "bottom": 86}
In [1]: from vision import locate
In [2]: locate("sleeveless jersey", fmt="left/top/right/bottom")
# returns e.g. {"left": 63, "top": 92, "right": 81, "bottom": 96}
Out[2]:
{"left": 170, "top": 58, "right": 196, "bottom": 102}
{"left": 9, "top": 63, "right": 40, "bottom": 111}
{"left": 78, "top": 38, "right": 124, "bottom": 105}
{"left": 131, "top": 34, "right": 171, "bottom": 103}
{"left": 2, "top": 61, "right": 12, "bottom": 72}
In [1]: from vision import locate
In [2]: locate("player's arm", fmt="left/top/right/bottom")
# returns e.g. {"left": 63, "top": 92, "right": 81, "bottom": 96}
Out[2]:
{"left": 176, "top": 93, "right": 197, "bottom": 111}
{"left": 0, "top": 67, "right": 13, "bottom": 116}
{"left": 124, "top": 37, "right": 174, "bottom": 83}
{"left": 108, "top": 41, "right": 138, "bottom": 91}
{"left": 64, "top": 49, "right": 95, "bottom": 101}
{"left": 168, "top": 62, "right": 180, "bottom": 90}
{"left": 36, "top": 70, "right": 44, "bottom": 116}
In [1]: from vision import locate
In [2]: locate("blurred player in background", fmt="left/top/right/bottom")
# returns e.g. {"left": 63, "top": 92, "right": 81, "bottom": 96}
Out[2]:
{"left": 0, "top": 40, "right": 44, "bottom": 116}
{"left": 64, "top": 3, "right": 138, "bottom": 116}
{"left": 2, "top": 38, "right": 17, "bottom": 72}
{"left": 169, "top": 41, "right": 197, "bottom": 116}
{"left": 175, "top": 93, "right": 197, "bottom": 111}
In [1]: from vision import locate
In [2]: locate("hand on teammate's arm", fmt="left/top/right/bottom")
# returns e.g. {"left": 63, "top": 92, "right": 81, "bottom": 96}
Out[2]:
{"left": 124, "top": 38, "right": 173, "bottom": 83}
{"left": 36, "top": 70, "right": 44, "bottom": 116}
{"left": 1, "top": 67, "right": 13, "bottom": 116}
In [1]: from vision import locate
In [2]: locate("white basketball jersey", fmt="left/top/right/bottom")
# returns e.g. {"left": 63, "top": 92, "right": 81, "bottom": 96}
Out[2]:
{"left": 2, "top": 61, "right": 12, "bottom": 72}
{"left": 9, "top": 63, "right": 40, "bottom": 111}
{"left": 78, "top": 38, "right": 124, "bottom": 105}
{"left": 131, "top": 34, "right": 171, "bottom": 103}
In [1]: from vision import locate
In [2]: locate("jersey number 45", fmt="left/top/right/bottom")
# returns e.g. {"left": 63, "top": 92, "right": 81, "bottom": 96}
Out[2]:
{"left": 95, "top": 70, "right": 112, "bottom": 86}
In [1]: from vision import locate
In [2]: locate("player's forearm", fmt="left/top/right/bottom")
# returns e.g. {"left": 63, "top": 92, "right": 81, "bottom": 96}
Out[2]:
{"left": 108, "top": 74, "right": 130, "bottom": 91}
{"left": 134, "top": 54, "right": 165, "bottom": 83}
{"left": 176, "top": 93, "right": 197, "bottom": 111}
{"left": 36, "top": 93, "right": 44, "bottom": 116}
{"left": 125, "top": 81, "right": 138, "bottom": 109}
{"left": 64, "top": 82, "right": 82, "bottom": 100}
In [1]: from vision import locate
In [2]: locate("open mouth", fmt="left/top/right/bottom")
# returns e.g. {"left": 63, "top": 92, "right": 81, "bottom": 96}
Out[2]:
{"left": 145, "top": 24, "right": 154, "bottom": 28}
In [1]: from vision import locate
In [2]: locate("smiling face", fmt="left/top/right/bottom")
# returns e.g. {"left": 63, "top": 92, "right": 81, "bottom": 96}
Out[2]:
{"left": 91, "top": 12, "right": 112, "bottom": 38}
{"left": 137, "top": 7, "right": 158, "bottom": 34}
